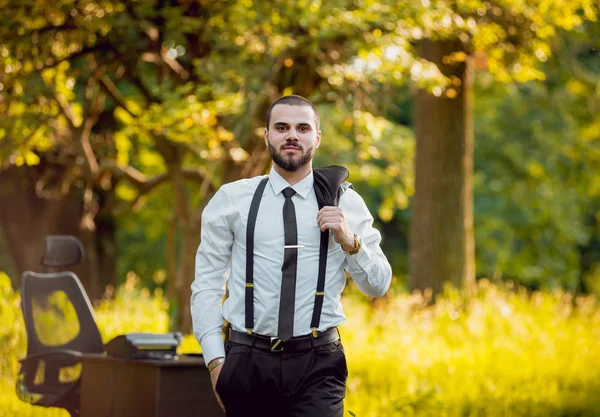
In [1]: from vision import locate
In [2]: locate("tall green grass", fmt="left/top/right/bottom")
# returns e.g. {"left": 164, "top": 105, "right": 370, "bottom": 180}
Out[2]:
{"left": 1, "top": 272, "right": 599, "bottom": 417}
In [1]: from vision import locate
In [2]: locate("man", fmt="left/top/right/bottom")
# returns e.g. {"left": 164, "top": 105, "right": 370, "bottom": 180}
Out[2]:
{"left": 191, "top": 95, "right": 392, "bottom": 417}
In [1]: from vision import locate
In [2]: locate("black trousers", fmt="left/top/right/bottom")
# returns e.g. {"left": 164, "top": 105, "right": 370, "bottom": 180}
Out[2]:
{"left": 216, "top": 339, "right": 348, "bottom": 417}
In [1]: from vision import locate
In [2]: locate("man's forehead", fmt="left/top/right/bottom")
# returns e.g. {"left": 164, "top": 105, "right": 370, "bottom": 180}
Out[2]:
{"left": 270, "top": 104, "right": 316, "bottom": 126}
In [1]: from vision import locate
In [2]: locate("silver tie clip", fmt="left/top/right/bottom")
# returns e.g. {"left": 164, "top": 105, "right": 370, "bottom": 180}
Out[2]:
{"left": 284, "top": 245, "right": 305, "bottom": 249}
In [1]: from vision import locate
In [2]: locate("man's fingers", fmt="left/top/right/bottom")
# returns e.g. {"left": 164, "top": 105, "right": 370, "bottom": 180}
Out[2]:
{"left": 319, "top": 222, "right": 343, "bottom": 232}
{"left": 318, "top": 217, "right": 344, "bottom": 230}
{"left": 317, "top": 214, "right": 346, "bottom": 229}
{"left": 317, "top": 206, "right": 343, "bottom": 222}
{"left": 216, "top": 394, "right": 226, "bottom": 412}
{"left": 317, "top": 206, "right": 342, "bottom": 215}
{"left": 212, "top": 385, "right": 226, "bottom": 412}
{"left": 210, "top": 363, "right": 226, "bottom": 412}
{"left": 317, "top": 211, "right": 345, "bottom": 225}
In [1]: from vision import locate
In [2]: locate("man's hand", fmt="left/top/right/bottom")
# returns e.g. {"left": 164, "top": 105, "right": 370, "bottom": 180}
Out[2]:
{"left": 316, "top": 206, "right": 355, "bottom": 251}
{"left": 209, "top": 359, "right": 226, "bottom": 412}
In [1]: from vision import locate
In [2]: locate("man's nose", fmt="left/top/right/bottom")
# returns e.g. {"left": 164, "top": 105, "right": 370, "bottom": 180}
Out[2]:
{"left": 286, "top": 127, "right": 300, "bottom": 140}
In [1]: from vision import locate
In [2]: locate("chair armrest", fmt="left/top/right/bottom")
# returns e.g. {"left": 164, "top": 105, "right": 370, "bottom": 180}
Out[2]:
{"left": 17, "top": 349, "right": 84, "bottom": 406}
{"left": 16, "top": 349, "right": 85, "bottom": 409}
{"left": 19, "top": 349, "right": 83, "bottom": 365}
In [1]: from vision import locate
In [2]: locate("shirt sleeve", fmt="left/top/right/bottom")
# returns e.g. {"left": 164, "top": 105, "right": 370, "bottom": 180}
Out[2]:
{"left": 340, "top": 188, "right": 392, "bottom": 298}
{"left": 190, "top": 187, "right": 235, "bottom": 365}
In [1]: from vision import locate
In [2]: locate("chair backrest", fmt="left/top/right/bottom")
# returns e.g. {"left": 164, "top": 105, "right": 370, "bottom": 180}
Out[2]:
{"left": 22, "top": 235, "right": 103, "bottom": 358}
{"left": 21, "top": 271, "right": 104, "bottom": 357}
{"left": 17, "top": 235, "right": 104, "bottom": 415}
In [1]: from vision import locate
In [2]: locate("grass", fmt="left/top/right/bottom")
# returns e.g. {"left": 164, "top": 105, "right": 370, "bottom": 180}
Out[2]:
{"left": 1, "top": 272, "right": 599, "bottom": 417}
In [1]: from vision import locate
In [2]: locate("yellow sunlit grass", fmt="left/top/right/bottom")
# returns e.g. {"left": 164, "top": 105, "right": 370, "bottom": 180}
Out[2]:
{"left": 1, "top": 272, "right": 599, "bottom": 417}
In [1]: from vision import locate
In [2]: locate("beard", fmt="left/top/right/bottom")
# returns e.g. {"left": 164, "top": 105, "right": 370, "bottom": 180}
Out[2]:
{"left": 268, "top": 140, "right": 315, "bottom": 172}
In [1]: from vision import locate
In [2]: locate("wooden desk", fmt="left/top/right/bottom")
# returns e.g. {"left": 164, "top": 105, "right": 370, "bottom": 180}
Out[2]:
{"left": 81, "top": 354, "right": 225, "bottom": 417}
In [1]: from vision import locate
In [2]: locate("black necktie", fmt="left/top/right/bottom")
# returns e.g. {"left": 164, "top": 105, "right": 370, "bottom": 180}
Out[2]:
{"left": 278, "top": 187, "right": 297, "bottom": 341}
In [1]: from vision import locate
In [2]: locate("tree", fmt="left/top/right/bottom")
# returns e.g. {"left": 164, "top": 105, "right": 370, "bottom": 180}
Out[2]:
{"left": 405, "top": 1, "right": 598, "bottom": 294}
{"left": 0, "top": 0, "right": 416, "bottom": 330}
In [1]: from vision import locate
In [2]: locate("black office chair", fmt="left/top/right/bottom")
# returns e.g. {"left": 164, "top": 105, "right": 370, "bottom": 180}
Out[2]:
{"left": 16, "top": 235, "right": 104, "bottom": 417}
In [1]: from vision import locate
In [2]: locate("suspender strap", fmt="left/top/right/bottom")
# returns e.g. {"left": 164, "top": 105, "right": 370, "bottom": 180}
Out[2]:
{"left": 310, "top": 186, "right": 346, "bottom": 333}
{"left": 245, "top": 177, "right": 269, "bottom": 332}
{"left": 310, "top": 229, "right": 329, "bottom": 332}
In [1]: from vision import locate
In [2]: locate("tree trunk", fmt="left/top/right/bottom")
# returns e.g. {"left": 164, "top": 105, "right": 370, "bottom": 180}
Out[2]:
{"left": 156, "top": 136, "right": 198, "bottom": 333}
{"left": 409, "top": 38, "right": 475, "bottom": 294}
{"left": 177, "top": 224, "right": 199, "bottom": 333}
{"left": 166, "top": 215, "right": 177, "bottom": 302}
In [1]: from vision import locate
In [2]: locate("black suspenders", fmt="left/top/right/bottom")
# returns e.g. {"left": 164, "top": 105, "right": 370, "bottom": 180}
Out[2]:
{"left": 310, "top": 224, "right": 329, "bottom": 336}
{"left": 245, "top": 177, "right": 330, "bottom": 336}
{"left": 245, "top": 177, "right": 269, "bottom": 333}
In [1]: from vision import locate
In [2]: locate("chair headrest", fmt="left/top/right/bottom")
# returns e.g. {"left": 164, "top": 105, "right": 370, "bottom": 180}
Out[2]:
{"left": 42, "top": 235, "right": 85, "bottom": 267}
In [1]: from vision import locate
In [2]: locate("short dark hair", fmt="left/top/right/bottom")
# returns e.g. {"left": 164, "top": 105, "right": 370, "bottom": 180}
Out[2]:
{"left": 265, "top": 95, "right": 320, "bottom": 130}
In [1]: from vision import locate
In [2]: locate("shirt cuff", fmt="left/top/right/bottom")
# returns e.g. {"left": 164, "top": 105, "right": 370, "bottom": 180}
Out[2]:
{"left": 201, "top": 333, "right": 226, "bottom": 366}
{"left": 345, "top": 239, "right": 371, "bottom": 269}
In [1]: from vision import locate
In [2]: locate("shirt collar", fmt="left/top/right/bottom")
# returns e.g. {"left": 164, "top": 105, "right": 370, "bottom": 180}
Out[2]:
{"left": 268, "top": 166, "right": 314, "bottom": 199}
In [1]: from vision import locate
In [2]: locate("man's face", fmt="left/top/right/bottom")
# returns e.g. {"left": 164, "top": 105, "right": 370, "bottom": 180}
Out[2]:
{"left": 264, "top": 104, "right": 321, "bottom": 172}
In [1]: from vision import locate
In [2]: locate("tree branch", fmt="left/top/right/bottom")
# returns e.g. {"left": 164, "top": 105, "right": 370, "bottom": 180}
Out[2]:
{"left": 36, "top": 22, "right": 78, "bottom": 36}
{"left": 52, "top": 90, "right": 77, "bottom": 129}
{"left": 79, "top": 119, "right": 100, "bottom": 175}
{"left": 29, "top": 43, "right": 110, "bottom": 74}
{"left": 141, "top": 51, "right": 190, "bottom": 80}
{"left": 99, "top": 161, "right": 155, "bottom": 189}
{"left": 97, "top": 72, "right": 139, "bottom": 118}
{"left": 103, "top": 38, "right": 161, "bottom": 105}
{"left": 78, "top": 74, "right": 104, "bottom": 176}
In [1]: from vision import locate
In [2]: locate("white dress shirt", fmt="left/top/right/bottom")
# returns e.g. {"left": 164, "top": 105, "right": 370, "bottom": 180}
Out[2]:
{"left": 191, "top": 167, "right": 392, "bottom": 364}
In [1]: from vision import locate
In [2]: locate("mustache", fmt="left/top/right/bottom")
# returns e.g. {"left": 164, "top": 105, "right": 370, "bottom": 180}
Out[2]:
{"left": 280, "top": 142, "right": 303, "bottom": 151}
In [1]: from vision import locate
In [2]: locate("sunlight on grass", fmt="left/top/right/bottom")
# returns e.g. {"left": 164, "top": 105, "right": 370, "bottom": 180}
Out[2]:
{"left": 342, "top": 281, "right": 600, "bottom": 416}
{"left": 1, "top": 271, "right": 599, "bottom": 417}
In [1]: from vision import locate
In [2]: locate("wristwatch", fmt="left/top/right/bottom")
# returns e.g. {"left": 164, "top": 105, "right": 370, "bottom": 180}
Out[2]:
{"left": 343, "top": 234, "right": 361, "bottom": 255}
{"left": 207, "top": 357, "right": 225, "bottom": 372}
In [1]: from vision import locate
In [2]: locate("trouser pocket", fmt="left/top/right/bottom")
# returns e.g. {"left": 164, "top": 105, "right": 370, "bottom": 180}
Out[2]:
{"left": 215, "top": 344, "right": 252, "bottom": 405}
{"left": 315, "top": 340, "right": 348, "bottom": 381}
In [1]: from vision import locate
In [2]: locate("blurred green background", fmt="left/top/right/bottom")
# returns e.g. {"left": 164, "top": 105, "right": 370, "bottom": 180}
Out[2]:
{"left": 1, "top": 0, "right": 600, "bottom": 416}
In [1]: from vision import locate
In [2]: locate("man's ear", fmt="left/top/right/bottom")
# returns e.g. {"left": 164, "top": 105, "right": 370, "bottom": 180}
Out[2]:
{"left": 264, "top": 127, "right": 269, "bottom": 146}
{"left": 316, "top": 130, "right": 321, "bottom": 148}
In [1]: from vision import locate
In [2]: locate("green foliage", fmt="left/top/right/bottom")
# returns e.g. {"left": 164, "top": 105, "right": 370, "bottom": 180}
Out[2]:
{"left": 4, "top": 0, "right": 595, "bottom": 179}
{"left": 316, "top": 103, "right": 415, "bottom": 222}
{"left": 473, "top": 20, "right": 600, "bottom": 289}
{"left": 114, "top": 187, "right": 172, "bottom": 286}
{"left": 2, "top": 272, "right": 600, "bottom": 417}
{"left": 474, "top": 80, "right": 588, "bottom": 288}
